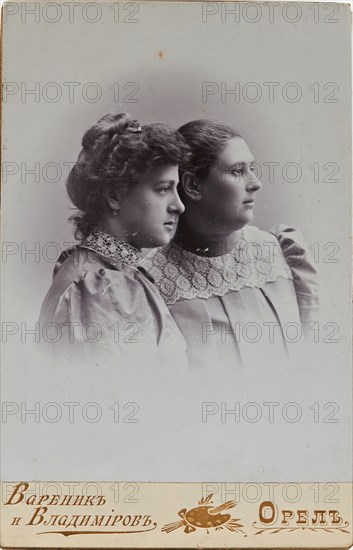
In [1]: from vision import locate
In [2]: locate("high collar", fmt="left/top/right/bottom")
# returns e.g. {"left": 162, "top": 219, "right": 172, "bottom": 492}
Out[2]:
{"left": 173, "top": 217, "right": 243, "bottom": 257}
{"left": 143, "top": 225, "right": 293, "bottom": 305}
{"left": 81, "top": 230, "right": 141, "bottom": 268}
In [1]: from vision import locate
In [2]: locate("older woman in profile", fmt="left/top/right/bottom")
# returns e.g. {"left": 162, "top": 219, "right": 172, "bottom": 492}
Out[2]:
{"left": 39, "top": 113, "right": 189, "bottom": 367}
{"left": 144, "top": 120, "right": 319, "bottom": 369}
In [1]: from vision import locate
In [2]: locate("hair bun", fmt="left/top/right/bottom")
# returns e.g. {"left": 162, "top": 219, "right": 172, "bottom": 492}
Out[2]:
{"left": 82, "top": 113, "right": 139, "bottom": 149}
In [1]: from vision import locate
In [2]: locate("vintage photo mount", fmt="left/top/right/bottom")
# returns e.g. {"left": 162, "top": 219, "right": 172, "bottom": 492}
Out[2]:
{"left": 0, "top": 0, "right": 352, "bottom": 548}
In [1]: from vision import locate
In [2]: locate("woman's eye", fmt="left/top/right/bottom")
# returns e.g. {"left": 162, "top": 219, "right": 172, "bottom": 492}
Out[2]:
{"left": 158, "top": 187, "right": 169, "bottom": 195}
{"left": 231, "top": 167, "right": 244, "bottom": 176}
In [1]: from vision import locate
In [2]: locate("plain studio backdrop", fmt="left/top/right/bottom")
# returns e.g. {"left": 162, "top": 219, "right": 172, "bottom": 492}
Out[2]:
{"left": 1, "top": 2, "right": 352, "bottom": 482}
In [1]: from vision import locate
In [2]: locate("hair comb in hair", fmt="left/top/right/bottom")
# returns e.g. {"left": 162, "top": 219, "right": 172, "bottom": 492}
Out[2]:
{"left": 128, "top": 122, "right": 142, "bottom": 133}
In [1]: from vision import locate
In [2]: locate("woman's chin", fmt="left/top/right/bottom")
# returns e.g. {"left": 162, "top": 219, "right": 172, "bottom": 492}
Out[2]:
{"left": 227, "top": 215, "right": 252, "bottom": 232}
{"left": 239, "top": 210, "right": 254, "bottom": 225}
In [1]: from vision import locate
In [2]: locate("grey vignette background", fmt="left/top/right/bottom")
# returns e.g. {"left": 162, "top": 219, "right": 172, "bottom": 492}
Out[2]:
{"left": 1, "top": 1, "right": 352, "bottom": 482}
{"left": 2, "top": 1, "right": 351, "bottom": 323}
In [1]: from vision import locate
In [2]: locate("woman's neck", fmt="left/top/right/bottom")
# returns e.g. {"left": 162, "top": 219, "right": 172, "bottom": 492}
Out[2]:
{"left": 97, "top": 219, "right": 141, "bottom": 251}
{"left": 173, "top": 217, "right": 243, "bottom": 257}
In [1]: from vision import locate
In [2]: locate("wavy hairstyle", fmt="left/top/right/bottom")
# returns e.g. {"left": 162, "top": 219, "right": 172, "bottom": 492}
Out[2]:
{"left": 67, "top": 113, "right": 190, "bottom": 238}
{"left": 177, "top": 119, "right": 241, "bottom": 183}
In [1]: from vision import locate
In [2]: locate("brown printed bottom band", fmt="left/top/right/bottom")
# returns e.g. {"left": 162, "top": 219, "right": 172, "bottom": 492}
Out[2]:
{"left": 1, "top": 481, "right": 352, "bottom": 548}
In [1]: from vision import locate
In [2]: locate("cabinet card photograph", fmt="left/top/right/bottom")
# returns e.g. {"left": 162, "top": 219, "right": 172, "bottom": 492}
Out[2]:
{"left": 1, "top": 0, "right": 352, "bottom": 547}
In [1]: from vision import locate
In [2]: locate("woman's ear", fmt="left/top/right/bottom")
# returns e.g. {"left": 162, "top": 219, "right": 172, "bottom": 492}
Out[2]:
{"left": 105, "top": 190, "right": 120, "bottom": 214}
{"left": 180, "top": 172, "right": 202, "bottom": 201}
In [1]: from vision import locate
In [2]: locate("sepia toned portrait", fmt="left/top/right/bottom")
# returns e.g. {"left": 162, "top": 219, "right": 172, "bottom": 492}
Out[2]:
{"left": 1, "top": 1, "right": 352, "bottom": 548}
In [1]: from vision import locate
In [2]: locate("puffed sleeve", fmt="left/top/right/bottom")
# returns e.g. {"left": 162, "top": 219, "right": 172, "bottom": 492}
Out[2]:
{"left": 39, "top": 258, "right": 159, "bottom": 367}
{"left": 268, "top": 224, "right": 320, "bottom": 334}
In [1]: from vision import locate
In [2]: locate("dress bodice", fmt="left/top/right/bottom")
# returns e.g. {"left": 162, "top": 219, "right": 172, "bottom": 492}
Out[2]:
{"left": 39, "top": 231, "right": 187, "bottom": 369}
{"left": 143, "top": 225, "right": 319, "bottom": 368}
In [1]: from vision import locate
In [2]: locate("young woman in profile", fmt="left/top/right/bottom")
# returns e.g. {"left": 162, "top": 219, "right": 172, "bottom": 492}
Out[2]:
{"left": 39, "top": 113, "right": 189, "bottom": 367}
{"left": 144, "top": 119, "right": 320, "bottom": 369}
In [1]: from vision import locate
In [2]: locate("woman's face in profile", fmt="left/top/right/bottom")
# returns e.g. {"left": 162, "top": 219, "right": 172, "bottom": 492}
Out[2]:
{"left": 117, "top": 163, "right": 185, "bottom": 249}
{"left": 200, "top": 137, "right": 262, "bottom": 231}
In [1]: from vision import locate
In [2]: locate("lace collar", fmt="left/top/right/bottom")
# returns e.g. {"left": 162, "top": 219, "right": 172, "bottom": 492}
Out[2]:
{"left": 142, "top": 225, "right": 293, "bottom": 304}
{"left": 81, "top": 230, "right": 141, "bottom": 268}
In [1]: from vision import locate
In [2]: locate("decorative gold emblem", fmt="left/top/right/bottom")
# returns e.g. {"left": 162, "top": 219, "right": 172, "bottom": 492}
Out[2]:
{"left": 162, "top": 494, "right": 245, "bottom": 535}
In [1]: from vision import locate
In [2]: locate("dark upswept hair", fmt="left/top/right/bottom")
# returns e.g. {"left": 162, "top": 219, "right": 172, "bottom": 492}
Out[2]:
{"left": 177, "top": 119, "right": 241, "bottom": 183}
{"left": 67, "top": 112, "right": 190, "bottom": 239}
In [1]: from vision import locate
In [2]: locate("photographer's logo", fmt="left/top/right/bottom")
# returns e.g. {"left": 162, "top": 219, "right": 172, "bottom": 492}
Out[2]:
{"left": 162, "top": 493, "right": 245, "bottom": 535}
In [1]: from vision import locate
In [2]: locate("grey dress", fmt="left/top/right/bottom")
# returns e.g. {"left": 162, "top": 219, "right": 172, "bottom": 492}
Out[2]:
{"left": 39, "top": 230, "right": 187, "bottom": 369}
{"left": 143, "top": 224, "right": 319, "bottom": 369}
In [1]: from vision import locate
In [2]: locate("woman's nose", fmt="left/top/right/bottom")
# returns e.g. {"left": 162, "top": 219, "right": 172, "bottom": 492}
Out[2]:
{"left": 169, "top": 190, "right": 185, "bottom": 215}
{"left": 245, "top": 167, "right": 262, "bottom": 191}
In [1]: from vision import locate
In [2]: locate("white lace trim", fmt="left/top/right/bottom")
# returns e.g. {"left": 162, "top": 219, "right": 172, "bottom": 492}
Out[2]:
{"left": 81, "top": 231, "right": 141, "bottom": 267}
{"left": 143, "top": 225, "right": 293, "bottom": 305}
